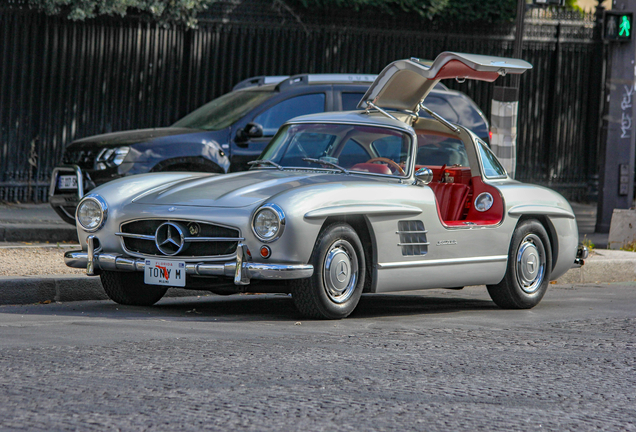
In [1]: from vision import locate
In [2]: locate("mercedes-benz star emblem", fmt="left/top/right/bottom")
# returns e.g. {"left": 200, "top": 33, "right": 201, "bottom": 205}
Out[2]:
{"left": 155, "top": 222, "right": 185, "bottom": 256}
{"left": 336, "top": 261, "right": 348, "bottom": 282}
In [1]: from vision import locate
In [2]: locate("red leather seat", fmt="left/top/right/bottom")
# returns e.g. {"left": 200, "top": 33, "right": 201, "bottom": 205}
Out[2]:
{"left": 429, "top": 182, "right": 470, "bottom": 222}
{"left": 350, "top": 163, "right": 392, "bottom": 175}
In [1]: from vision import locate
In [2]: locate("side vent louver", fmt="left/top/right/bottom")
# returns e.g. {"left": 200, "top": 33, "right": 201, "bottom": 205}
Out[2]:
{"left": 397, "top": 220, "right": 429, "bottom": 256}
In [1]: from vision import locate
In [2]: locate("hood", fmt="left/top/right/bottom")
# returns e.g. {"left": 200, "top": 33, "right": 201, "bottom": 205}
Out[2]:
{"left": 68, "top": 127, "right": 202, "bottom": 149}
{"left": 358, "top": 52, "right": 532, "bottom": 112}
{"left": 132, "top": 169, "right": 386, "bottom": 208}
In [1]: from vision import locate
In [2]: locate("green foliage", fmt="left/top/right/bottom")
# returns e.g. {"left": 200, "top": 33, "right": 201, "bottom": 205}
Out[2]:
{"left": 28, "top": 0, "right": 216, "bottom": 27}
{"left": 293, "top": 0, "right": 450, "bottom": 20}
{"left": 620, "top": 240, "right": 636, "bottom": 252}
{"left": 293, "top": 0, "right": 518, "bottom": 22}
{"left": 437, "top": 0, "right": 517, "bottom": 23}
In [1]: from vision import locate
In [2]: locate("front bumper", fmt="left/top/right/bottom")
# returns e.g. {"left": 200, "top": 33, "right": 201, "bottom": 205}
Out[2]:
{"left": 65, "top": 240, "right": 314, "bottom": 286}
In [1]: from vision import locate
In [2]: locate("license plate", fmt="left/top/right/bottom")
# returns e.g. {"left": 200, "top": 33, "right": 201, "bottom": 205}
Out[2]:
{"left": 144, "top": 259, "right": 186, "bottom": 287}
{"left": 58, "top": 175, "right": 78, "bottom": 190}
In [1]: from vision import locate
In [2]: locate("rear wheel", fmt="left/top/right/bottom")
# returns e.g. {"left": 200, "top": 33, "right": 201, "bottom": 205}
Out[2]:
{"left": 487, "top": 219, "right": 552, "bottom": 309}
{"left": 100, "top": 271, "right": 167, "bottom": 306}
{"left": 291, "top": 223, "right": 366, "bottom": 319}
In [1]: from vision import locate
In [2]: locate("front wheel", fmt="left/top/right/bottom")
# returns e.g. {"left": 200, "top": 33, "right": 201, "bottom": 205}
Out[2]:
{"left": 291, "top": 223, "right": 366, "bottom": 319}
{"left": 100, "top": 271, "right": 168, "bottom": 306}
{"left": 487, "top": 219, "right": 552, "bottom": 309}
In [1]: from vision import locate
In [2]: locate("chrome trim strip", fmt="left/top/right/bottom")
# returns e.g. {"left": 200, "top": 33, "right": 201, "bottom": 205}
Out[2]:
{"left": 377, "top": 255, "right": 508, "bottom": 269}
{"left": 397, "top": 242, "right": 430, "bottom": 246}
{"left": 395, "top": 230, "right": 428, "bottom": 234}
{"left": 184, "top": 236, "right": 245, "bottom": 242}
{"left": 64, "top": 250, "right": 314, "bottom": 282}
{"left": 508, "top": 205, "right": 575, "bottom": 219}
{"left": 305, "top": 204, "right": 422, "bottom": 219}
{"left": 115, "top": 232, "right": 155, "bottom": 240}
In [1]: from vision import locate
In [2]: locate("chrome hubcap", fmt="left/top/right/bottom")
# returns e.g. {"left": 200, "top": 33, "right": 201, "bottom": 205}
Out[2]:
{"left": 323, "top": 240, "right": 358, "bottom": 304}
{"left": 515, "top": 234, "right": 546, "bottom": 294}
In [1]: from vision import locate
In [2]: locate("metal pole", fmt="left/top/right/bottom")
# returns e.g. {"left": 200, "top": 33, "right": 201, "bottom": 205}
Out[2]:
{"left": 512, "top": 0, "right": 527, "bottom": 88}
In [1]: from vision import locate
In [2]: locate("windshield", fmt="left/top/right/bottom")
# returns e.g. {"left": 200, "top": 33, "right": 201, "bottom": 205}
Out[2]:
{"left": 257, "top": 123, "right": 413, "bottom": 177}
{"left": 172, "top": 90, "right": 273, "bottom": 131}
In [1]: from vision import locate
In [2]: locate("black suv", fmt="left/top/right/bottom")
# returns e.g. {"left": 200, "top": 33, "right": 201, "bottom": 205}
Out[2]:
{"left": 50, "top": 74, "right": 489, "bottom": 224}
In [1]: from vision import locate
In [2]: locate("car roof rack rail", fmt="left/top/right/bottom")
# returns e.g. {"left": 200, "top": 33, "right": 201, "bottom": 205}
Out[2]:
{"left": 233, "top": 75, "right": 291, "bottom": 91}
{"left": 234, "top": 73, "right": 378, "bottom": 92}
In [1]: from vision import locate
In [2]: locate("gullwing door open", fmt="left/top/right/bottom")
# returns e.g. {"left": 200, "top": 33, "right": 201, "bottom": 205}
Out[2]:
{"left": 358, "top": 52, "right": 532, "bottom": 113}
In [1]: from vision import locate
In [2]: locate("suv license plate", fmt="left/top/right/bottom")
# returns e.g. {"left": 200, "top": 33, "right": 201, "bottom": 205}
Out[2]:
{"left": 144, "top": 259, "right": 186, "bottom": 287}
{"left": 58, "top": 175, "right": 78, "bottom": 190}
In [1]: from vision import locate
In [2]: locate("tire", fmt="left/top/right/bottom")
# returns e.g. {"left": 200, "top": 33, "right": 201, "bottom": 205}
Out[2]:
{"left": 100, "top": 271, "right": 168, "bottom": 306}
{"left": 487, "top": 219, "right": 552, "bottom": 309}
{"left": 291, "top": 223, "right": 366, "bottom": 319}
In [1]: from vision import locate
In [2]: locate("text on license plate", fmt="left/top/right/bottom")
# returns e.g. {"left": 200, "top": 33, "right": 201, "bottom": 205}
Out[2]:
{"left": 144, "top": 259, "right": 186, "bottom": 287}
{"left": 58, "top": 175, "right": 78, "bottom": 190}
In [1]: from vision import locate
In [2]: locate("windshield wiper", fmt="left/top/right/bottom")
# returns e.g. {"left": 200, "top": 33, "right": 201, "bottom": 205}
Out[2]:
{"left": 247, "top": 159, "right": 284, "bottom": 171}
{"left": 302, "top": 158, "right": 349, "bottom": 174}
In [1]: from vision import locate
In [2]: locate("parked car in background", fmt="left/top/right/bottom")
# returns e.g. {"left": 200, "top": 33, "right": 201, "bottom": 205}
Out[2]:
{"left": 49, "top": 74, "right": 490, "bottom": 224}
{"left": 64, "top": 52, "right": 587, "bottom": 319}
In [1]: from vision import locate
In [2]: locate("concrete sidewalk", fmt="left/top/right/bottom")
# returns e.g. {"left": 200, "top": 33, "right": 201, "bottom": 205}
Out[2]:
{"left": 0, "top": 203, "right": 77, "bottom": 243}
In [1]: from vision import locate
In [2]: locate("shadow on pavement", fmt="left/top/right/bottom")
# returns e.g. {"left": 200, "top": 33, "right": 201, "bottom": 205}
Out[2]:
{"left": 0, "top": 291, "right": 498, "bottom": 322}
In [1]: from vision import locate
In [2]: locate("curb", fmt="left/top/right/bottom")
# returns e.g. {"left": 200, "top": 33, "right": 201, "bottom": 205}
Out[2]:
{"left": 556, "top": 259, "right": 636, "bottom": 284}
{"left": 0, "top": 224, "right": 78, "bottom": 243}
{"left": 0, "top": 275, "right": 206, "bottom": 306}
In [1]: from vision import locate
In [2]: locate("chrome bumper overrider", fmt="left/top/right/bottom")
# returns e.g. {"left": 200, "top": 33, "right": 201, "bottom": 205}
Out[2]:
{"left": 573, "top": 245, "right": 589, "bottom": 268}
{"left": 65, "top": 241, "right": 313, "bottom": 286}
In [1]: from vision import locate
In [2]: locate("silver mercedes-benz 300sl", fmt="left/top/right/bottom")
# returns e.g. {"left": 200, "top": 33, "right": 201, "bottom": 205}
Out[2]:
{"left": 65, "top": 52, "right": 587, "bottom": 319}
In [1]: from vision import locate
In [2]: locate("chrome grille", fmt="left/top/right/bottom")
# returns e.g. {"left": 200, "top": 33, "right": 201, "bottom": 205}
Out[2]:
{"left": 397, "top": 220, "right": 429, "bottom": 256}
{"left": 118, "top": 219, "right": 242, "bottom": 258}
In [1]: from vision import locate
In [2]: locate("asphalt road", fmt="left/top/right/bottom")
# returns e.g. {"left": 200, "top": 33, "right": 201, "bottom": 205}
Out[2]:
{"left": 1, "top": 284, "right": 635, "bottom": 431}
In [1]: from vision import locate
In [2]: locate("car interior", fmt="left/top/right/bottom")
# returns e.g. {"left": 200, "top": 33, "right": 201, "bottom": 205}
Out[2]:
{"left": 413, "top": 129, "right": 504, "bottom": 227}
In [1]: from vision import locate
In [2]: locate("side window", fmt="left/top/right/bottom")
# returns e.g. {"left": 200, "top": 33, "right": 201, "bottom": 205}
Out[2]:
{"left": 477, "top": 139, "right": 507, "bottom": 178}
{"left": 338, "top": 139, "right": 370, "bottom": 167}
{"left": 416, "top": 133, "right": 469, "bottom": 167}
{"left": 254, "top": 93, "right": 325, "bottom": 136}
{"left": 341, "top": 93, "right": 365, "bottom": 111}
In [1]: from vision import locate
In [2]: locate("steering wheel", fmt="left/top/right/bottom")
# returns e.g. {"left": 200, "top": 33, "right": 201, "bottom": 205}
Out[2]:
{"left": 365, "top": 157, "right": 406, "bottom": 176}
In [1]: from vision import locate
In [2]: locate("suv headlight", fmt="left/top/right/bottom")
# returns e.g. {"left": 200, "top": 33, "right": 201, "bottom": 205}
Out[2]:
{"left": 95, "top": 146, "right": 130, "bottom": 170}
{"left": 76, "top": 195, "right": 108, "bottom": 232}
{"left": 252, "top": 204, "right": 285, "bottom": 242}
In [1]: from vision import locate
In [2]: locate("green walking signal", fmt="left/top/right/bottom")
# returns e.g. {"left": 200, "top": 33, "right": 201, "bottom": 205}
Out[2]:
{"left": 620, "top": 15, "right": 631, "bottom": 37}
{"left": 604, "top": 11, "right": 633, "bottom": 42}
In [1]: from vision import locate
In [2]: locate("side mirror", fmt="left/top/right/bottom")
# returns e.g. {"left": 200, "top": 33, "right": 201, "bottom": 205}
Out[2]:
{"left": 236, "top": 122, "right": 264, "bottom": 142}
{"left": 415, "top": 167, "right": 434, "bottom": 185}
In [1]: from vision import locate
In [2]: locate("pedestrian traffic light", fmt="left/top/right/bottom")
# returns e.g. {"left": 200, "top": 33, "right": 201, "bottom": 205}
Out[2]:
{"left": 604, "top": 11, "right": 633, "bottom": 42}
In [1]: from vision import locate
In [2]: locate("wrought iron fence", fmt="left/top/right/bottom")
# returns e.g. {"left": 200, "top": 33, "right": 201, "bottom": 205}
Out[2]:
{"left": 0, "top": 2, "right": 604, "bottom": 202}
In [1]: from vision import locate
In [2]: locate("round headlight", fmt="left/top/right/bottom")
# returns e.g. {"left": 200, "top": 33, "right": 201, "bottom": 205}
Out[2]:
{"left": 76, "top": 195, "right": 108, "bottom": 232}
{"left": 252, "top": 204, "right": 285, "bottom": 242}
